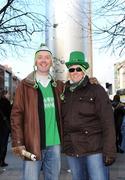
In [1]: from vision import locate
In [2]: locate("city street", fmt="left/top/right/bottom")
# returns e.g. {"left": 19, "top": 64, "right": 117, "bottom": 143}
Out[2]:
{"left": 0, "top": 140, "right": 125, "bottom": 180}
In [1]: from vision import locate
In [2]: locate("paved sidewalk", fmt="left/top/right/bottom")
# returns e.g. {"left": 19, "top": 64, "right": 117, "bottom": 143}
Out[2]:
{"left": 0, "top": 141, "right": 125, "bottom": 180}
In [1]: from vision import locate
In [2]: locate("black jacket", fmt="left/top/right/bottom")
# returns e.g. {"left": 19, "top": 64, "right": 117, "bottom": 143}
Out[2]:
{"left": 62, "top": 76, "right": 116, "bottom": 158}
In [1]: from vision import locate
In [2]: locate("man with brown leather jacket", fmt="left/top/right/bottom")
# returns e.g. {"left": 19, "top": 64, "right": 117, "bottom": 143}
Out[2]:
{"left": 11, "top": 45, "right": 63, "bottom": 180}
{"left": 61, "top": 51, "right": 116, "bottom": 180}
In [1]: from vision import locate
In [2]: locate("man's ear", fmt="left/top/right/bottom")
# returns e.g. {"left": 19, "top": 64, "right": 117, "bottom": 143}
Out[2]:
{"left": 89, "top": 77, "right": 99, "bottom": 84}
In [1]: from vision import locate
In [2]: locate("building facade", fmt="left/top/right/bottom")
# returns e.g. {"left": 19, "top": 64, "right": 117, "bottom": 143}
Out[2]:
{"left": 0, "top": 64, "right": 20, "bottom": 101}
{"left": 114, "top": 61, "right": 125, "bottom": 90}
{"left": 114, "top": 60, "right": 125, "bottom": 102}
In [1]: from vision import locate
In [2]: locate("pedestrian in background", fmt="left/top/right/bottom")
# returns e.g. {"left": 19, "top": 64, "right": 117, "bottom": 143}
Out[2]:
{"left": 61, "top": 51, "right": 116, "bottom": 180}
{"left": 11, "top": 45, "right": 63, "bottom": 180}
{"left": 0, "top": 90, "right": 11, "bottom": 167}
{"left": 112, "top": 94, "right": 125, "bottom": 153}
{"left": 120, "top": 115, "right": 125, "bottom": 152}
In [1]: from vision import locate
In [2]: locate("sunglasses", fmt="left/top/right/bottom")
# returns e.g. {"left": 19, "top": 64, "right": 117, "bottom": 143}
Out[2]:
{"left": 68, "top": 67, "right": 83, "bottom": 73}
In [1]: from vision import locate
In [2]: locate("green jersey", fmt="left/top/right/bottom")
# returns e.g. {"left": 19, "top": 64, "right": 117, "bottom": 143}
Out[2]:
{"left": 38, "top": 82, "right": 60, "bottom": 146}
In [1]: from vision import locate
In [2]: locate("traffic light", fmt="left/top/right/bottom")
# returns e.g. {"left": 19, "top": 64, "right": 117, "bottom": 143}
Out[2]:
{"left": 105, "top": 82, "right": 112, "bottom": 94}
{"left": 106, "top": 82, "right": 112, "bottom": 89}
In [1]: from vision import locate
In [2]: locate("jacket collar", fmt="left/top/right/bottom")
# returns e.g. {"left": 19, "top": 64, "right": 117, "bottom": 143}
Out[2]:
{"left": 24, "top": 71, "right": 36, "bottom": 86}
{"left": 66, "top": 75, "right": 89, "bottom": 91}
{"left": 24, "top": 71, "right": 56, "bottom": 88}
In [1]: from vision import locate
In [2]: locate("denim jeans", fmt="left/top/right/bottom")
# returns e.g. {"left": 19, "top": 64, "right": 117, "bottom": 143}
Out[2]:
{"left": 67, "top": 153, "right": 109, "bottom": 180}
{"left": 121, "top": 116, "right": 125, "bottom": 151}
{"left": 22, "top": 145, "right": 61, "bottom": 180}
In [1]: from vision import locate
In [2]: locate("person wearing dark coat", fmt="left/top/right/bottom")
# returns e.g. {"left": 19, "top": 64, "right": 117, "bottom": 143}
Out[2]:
{"left": 61, "top": 51, "right": 116, "bottom": 180}
{"left": 112, "top": 94, "right": 125, "bottom": 153}
{"left": 0, "top": 90, "right": 11, "bottom": 167}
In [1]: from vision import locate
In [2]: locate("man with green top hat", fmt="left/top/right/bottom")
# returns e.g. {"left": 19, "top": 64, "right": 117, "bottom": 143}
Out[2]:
{"left": 11, "top": 45, "right": 63, "bottom": 180}
{"left": 61, "top": 51, "right": 116, "bottom": 180}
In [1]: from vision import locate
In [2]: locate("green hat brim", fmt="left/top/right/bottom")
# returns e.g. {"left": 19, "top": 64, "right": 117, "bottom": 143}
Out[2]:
{"left": 65, "top": 61, "right": 89, "bottom": 70}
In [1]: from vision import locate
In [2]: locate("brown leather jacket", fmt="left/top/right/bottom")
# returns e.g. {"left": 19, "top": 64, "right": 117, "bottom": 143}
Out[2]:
{"left": 11, "top": 72, "right": 64, "bottom": 160}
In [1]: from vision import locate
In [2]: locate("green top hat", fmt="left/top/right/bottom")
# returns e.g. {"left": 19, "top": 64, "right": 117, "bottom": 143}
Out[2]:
{"left": 65, "top": 51, "right": 89, "bottom": 70}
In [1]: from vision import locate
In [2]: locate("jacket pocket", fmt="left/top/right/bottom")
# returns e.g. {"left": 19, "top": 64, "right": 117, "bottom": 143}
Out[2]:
{"left": 70, "top": 128, "right": 103, "bottom": 154}
{"left": 78, "top": 96, "right": 96, "bottom": 116}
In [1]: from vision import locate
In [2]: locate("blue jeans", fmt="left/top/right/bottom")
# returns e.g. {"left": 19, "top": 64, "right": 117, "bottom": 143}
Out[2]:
{"left": 22, "top": 145, "right": 61, "bottom": 180}
{"left": 67, "top": 153, "right": 109, "bottom": 180}
{"left": 121, "top": 116, "right": 125, "bottom": 151}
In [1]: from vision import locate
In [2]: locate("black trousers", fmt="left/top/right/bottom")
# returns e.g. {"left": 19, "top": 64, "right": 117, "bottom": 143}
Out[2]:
{"left": 0, "top": 128, "right": 10, "bottom": 163}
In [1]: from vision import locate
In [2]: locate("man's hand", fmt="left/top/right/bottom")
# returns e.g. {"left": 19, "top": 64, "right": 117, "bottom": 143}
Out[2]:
{"left": 12, "top": 146, "right": 26, "bottom": 159}
{"left": 89, "top": 77, "right": 99, "bottom": 84}
{"left": 103, "top": 155, "right": 115, "bottom": 166}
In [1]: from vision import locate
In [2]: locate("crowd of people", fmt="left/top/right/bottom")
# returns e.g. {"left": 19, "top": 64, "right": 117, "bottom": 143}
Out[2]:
{"left": 0, "top": 45, "right": 125, "bottom": 180}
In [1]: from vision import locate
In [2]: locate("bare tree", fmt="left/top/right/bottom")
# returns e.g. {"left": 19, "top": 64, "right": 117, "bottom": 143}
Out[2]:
{"left": 92, "top": 0, "right": 125, "bottom": 56}
{"left": 0, "top": 0, "right": 50, "bottom": 56}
